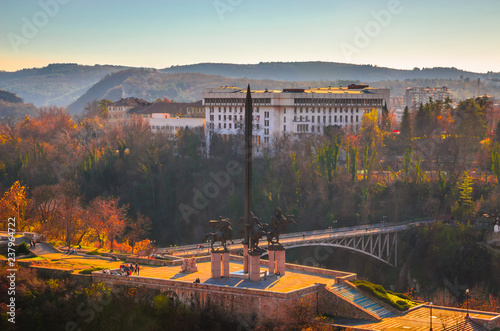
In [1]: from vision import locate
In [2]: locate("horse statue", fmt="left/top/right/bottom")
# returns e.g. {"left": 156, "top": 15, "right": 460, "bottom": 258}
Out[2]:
{"left": 204, "top": 217, "right": 233, "bottom": 251}
{"left": 239, "top": 213, "right": 268, "bottom": 253}
{"left": 266, "top": 207, "right": 296, "bottom": 247}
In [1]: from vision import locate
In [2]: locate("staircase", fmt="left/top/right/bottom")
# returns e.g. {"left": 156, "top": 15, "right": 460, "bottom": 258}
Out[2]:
{"left": 331, "top": 284, "right": 395, "bottom": 319}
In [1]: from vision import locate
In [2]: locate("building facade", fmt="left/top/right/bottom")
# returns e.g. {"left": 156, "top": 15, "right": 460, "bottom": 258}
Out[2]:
{"left": 149, "top": 113, "right": 205, "bottom": 140}
{"left": 405, "top": 86, "right": 452, "bottom": 111}
{"left": 202, "top": 85, "right": 390, "bottom": 153}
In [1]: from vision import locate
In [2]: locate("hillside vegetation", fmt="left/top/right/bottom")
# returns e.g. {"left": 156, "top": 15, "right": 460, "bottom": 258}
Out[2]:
{"left": 0, "top": 63, "right": 126, "bottom": 107}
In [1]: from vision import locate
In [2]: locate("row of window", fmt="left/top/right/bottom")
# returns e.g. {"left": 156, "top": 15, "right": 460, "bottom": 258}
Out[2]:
{"left": 205, "top": 98, "right": 271, "bottom": 105}
{"left": 209, "top": 106, "right": 262, "bottom": 113}
{"left": 294, "top": 98, "right": 384, "bottom": 106}
{"left": 294, "top": 115, "right": 359, "bottom": 124}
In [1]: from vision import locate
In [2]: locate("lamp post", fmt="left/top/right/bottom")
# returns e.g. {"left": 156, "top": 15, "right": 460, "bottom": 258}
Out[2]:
{"left": 465, "top": 289, "right": 470, "bottom": 319}
{"left": 429, "top": 302, "right": 433, "bottom": 331}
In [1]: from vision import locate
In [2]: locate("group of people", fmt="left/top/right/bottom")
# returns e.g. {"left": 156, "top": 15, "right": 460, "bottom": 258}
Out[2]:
{"left": 29, "top": 240, "right": 36, "bottom": 248}
{"left": 120, "top": 262, "right": 140, "bottom": 276}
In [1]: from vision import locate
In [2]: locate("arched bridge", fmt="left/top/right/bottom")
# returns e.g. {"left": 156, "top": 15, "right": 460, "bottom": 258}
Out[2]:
{"left": 159, "top": 220, "right": 435, "bottom": 267}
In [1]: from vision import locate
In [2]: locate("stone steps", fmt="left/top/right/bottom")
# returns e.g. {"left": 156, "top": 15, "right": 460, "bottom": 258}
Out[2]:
{"left": 331, "top": 284, "right": 395, "bottom": 319}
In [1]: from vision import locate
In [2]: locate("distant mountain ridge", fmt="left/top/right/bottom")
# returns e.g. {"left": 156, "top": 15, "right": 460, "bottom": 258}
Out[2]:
{"left": 0, "top": 63, "right": 128, "bottom": 107}
{"left": 163, "top": 62, "right": 500, "bottom": 82}
{"left": 2, "top": 62, "right": 500, "bottom": 111}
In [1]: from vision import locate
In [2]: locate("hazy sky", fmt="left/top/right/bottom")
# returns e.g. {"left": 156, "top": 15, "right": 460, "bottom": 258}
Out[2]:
{"left": 0, "top": 0, "right": 499, "bottom": 72}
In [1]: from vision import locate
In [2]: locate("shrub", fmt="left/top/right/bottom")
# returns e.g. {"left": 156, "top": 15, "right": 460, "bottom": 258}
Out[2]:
{"left": 353, "top": 280, "right": 415, "bottom": 311}
{"left": 16, "top": 241, "right": 30, "bottom": 255}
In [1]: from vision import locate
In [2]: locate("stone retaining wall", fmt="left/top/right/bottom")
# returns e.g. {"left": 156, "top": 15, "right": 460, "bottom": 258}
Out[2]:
{"left": 92, "top": 271, "right": 318, "bottom": 325}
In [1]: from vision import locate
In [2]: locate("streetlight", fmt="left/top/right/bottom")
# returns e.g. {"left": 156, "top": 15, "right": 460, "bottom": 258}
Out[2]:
{"left": 429, "top": 302, "right": 433, "bottom": 331}
{"left": 465, "top": 289, "right": 470, "bottom": 319}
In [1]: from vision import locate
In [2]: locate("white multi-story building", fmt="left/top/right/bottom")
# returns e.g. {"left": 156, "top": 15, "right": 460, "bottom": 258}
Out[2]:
{"left": 149, "top": 113, "right": 205, "bottom": 139}
{"left": 202, "top": 85, "right": 390, "bottom": 152}
{"left": 405, "top": 86, "right": 452, "bottom": 111}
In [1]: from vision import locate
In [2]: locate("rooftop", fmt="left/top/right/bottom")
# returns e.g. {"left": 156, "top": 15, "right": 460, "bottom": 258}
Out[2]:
{"left": 128, "top": 101, "right": 203, "bottom": 115}
{"left": 206, "top": 85, "right": 384, "bottom": 95}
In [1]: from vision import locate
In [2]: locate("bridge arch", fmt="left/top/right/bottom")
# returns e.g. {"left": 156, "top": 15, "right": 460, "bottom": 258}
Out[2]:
{"left": 260, "top": 231, "right": 398, "bottom": 267}
{"left": 262, "top": 243, "right": 394, "bottom": 267}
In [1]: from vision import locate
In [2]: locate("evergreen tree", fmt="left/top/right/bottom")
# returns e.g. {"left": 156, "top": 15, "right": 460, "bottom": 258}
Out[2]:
{"left": 400, "top": 106, "right": 412, "bottom": 138}
{"left": 380, "top": 103, "right": 391, "bottom": 132}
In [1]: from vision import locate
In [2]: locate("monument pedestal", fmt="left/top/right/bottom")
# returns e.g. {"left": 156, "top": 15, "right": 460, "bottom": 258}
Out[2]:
{"left": 276, "top": 249, "right": 286, "bottom": 276}
{"left": 268, "top": 249, "right": 275, "bottom": 275}
{"left": 211, "top": 251, "right": 230, "bottom": 278}
{"left": 268, "top": 247, "right": 286, "bottom": 276}
{"left": 222, "top": 252, "right": 230, "bottom": 277}
{"left": 249, "top": 253, "right": 261, "bottom": 282}
{"left": 211, "top": 252, "right": 221, "bottom": 278}
{"left": 243, "top": 243, "right": 249, "bottom": 273}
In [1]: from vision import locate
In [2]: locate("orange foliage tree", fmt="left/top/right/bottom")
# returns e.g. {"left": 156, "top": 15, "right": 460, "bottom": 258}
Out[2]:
{"left": 0, "top": 181, "right": 30, "bottom": 231}
{"left": 88, "top": 197, "right": 128, "bottom": 251}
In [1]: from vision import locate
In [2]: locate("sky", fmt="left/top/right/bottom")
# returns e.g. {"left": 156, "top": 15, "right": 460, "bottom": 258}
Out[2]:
{"left": 0, "top": 0, "right": 499, "bottom": 73}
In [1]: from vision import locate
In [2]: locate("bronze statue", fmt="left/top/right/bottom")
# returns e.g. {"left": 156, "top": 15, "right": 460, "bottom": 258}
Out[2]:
{"left": 266, "top": 207, "right": 296, "bottom": 248}
{"left": 240, "top": 213, "right": 267, "bottom": 253}
{"left": 204, "top": 217, "right": 233, "bottom": 251}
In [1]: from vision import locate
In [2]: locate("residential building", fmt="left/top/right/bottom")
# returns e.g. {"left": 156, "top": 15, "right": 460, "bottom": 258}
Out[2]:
{"left": 107, "top": 97, "right": 152, "bottom": 120}
{"left": 149, "top": 113, "right": 205, "bottom": 140}
{"left": 405, "top": 86, "right": 452, "bottom": 111}
{"left": 108, "top": 99, "right": 204, "bottom": 120}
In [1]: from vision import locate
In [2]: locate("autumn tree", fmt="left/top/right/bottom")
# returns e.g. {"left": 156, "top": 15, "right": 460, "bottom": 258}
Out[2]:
{"left": 88, "top": 197, "right": 128, "bottom": 251}
{"left": 0, "top": 181, "right": 30, "bottom": 231}
{"left": 30, "top": 184, "right": 62, "bottom": 233}
{"left": 57, "top": 180, "right": 86, "bottom": 247}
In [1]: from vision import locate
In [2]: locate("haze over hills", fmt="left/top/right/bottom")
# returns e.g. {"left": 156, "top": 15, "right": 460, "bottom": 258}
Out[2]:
{"left": 0, "top": 89, "right": 37, "bottom": 120}
{"left": 67, "top": 68, "right": 500, "bottom": 115}
{"left": 0, "top": 63, "right": 128, "bottom": 107}
{"left": 2, "top": 62, "right": 500, "bottom": 112}
{"left": 163, "top": 62, "right": 500, "bottom": 82}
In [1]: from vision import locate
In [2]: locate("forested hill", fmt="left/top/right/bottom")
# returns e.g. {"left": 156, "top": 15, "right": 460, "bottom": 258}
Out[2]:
{"left": 0, "top": 89, "right": 23, "bottom": 103}
{"left": 0, "top": 89, "right": 37, "bottom": 120}
{"left": 68, "top": 70, "right": 351, "bottom": 114}
{"left": 0, "top": 63, "right": 127, "bottom": 107}
{"left": 163, "top": 62, "right": 500, "bottom": 82}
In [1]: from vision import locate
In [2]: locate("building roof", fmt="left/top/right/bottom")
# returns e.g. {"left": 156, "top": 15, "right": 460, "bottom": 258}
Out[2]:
{"left": 205, "top": 85, "right": 383, "bottom": 95}
{"left": 110, "top": 97, "right": 152, "bottom": 107}
{"left": 128, "top": 101, "right": 203, "bottom": 116}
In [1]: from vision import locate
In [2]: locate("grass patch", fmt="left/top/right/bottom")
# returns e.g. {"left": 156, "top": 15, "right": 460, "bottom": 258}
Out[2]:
{"left": 86, "top": 250, "right": 102, "bottom": 256}
{"left": 23, "top": 256, "right": 48, "bottom": 261}
{"left": 353, "top": 280, "right": 417, "bottom": 311}
{"left": 79, "top": 267, "right": 106, "bottom": 274}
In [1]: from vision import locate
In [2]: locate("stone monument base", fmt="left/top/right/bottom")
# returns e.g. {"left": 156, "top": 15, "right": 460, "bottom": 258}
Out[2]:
{"left": 267, "top": 246, "right": 286, "bottom": 276}
{"left": 211, "top": 250, "right": 230, "bottom": 278}
{"left": 248, "top": 252, "right": 261, "bottom": 281}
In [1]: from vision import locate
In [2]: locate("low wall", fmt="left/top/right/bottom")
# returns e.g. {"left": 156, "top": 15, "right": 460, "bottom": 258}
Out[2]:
{"left": 99, "top": 253, "right": 210, "bottom": 266}
{"left": 93, "top": 271, "right": 318, "bottom": 326}
{"left": 229, "top": 255, "right": 357, "bottom": 280}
